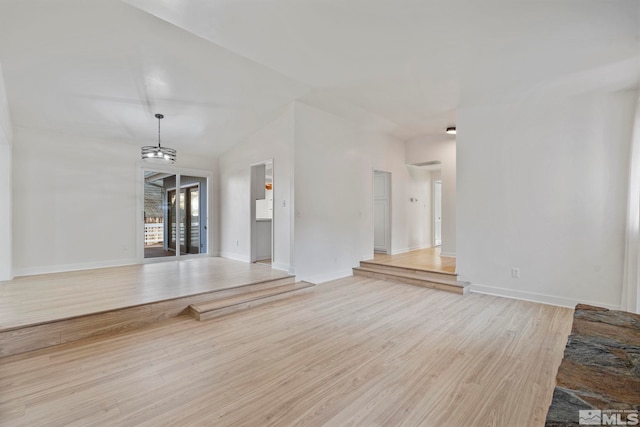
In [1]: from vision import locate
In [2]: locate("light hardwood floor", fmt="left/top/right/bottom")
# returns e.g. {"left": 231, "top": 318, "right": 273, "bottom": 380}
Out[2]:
{"left": 0, "top": 257, "right": 291, "bottom": 331}
{"left": 371, "top": 247, "right": 456, "bottom": 274}
{"left": 0, "top": 276, "right": 573, "bottom": 426}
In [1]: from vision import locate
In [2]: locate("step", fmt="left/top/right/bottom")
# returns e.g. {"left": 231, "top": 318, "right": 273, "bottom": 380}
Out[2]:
{"left": 218, "top": 275, "right": 297, "bottom": 294}
{"left": 189, "top": 281, "right": 315, "bottom": 321}
{"left": 0, "top": 274, "right": 297, "bottom": 358}
{"left": 359, "top": 261, "right": 458, "bottom": 284}
{"left": 352, "top": 267, "right": 469, "bottom": 295}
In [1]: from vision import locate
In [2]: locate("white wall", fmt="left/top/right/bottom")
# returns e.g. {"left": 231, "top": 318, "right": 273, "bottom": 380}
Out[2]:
{"left": 219, "top": 105, "right": 294, "bottom": 272}
{"left": 405, "top": 137, "right": 457, "bottom": 256}
{"left": 12, "top": 126, "right": 217, "bottom": 276}
{"left": 457, "top": 90, "right": 636, "bottom": 309}
{"left": 293, "top": 102, "right": 427, "bottom": 283}
{"left": 0, "top": 61, "right": 12, "bottom": 280}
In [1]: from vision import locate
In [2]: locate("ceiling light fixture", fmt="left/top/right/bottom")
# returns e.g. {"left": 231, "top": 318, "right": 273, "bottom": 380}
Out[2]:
{"left": 446, "top": 126, "right": 456, "bottom": 135}
{"left": 141, "top": 113, "right": 176, "bottom": 164}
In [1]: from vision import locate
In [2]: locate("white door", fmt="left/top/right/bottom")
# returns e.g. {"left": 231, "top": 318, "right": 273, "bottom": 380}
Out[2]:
{"left": 434, "top": 180, "right": 442, "bottom": 247}
{"left": 373, "top": 171, "right": 391, "bottom": 253}
{"left": 250, "top": 163, "right": 266, "bottom": 262}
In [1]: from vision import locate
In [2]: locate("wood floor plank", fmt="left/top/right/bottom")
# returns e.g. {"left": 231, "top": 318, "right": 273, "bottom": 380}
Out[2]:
{"left": 0, "top": 277, "right": 573, "bottom": 427}
{"left": 0, "top": 257, "right": 293, "bottom": 331}
{"left": 369, "top": 247, "right": 456, "bottom": 274}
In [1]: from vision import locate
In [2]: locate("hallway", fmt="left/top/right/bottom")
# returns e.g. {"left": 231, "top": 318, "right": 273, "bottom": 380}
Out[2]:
{"left": 369, "top": 247, "right": 456, "bottom": 274}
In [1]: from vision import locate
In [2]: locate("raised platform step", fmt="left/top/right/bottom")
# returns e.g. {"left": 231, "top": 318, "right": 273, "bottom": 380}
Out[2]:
{"left": 353, "top": 266, "right": 469, "bottom": 295}
{"left": 0, "top": 275, "right": 296, "bottom": 358}
{"left": 359, "top": 261, "right": 458, "bottom": 284}
{"left": 190, "top": 281, "right": 315, "bottom": 321}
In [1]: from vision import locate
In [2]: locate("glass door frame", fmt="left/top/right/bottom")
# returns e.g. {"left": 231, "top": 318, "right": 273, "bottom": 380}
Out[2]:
{"left": 166, "top": 182, "right": 201, "bottom": 255}
{"left": 136, "top": 163, "right": 212, "bottom": 264}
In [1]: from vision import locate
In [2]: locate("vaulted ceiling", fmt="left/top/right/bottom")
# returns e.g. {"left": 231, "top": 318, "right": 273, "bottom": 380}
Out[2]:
{"left": 0, "top": 0, "right": 638, "bottom": 157}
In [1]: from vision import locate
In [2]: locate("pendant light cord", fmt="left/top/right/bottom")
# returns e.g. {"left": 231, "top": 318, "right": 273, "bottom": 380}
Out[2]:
{"left": 141, "top": 113, "right": 175, "bottom": 164}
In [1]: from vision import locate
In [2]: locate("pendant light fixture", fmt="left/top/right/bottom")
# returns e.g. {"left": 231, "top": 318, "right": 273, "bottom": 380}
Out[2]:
{"left": 446, "top": 126, "right": 456, "bottom": 135}
{"left": 141, "top": 113, "right": 177, "bottom": 164}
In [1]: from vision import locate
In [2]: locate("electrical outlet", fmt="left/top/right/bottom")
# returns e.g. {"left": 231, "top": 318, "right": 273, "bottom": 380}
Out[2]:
{"left": 511, "top": 268, "right": 520, "bottom": 278}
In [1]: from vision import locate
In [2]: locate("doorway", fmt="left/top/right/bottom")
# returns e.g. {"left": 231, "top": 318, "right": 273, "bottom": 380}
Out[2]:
{"left": 250, "top": 161, "right": 273, "bottom": 265}
{"left": 433, "top": 180, "right": 442, "bottom": 247}
{"left": 167, "top": 184, "right": 201, "bottom": 254}
{"left": 373, "top": 170, "right": 391, "bottom": 254}
{"left": 143, "top": 170, "right": 208, "bottom": 260}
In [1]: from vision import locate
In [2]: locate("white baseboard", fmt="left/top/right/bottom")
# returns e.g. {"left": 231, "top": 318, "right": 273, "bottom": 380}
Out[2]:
{"left": 440, "top": 251, "right": 456, "bottom": 258}
{"left": 271, "top": 262, "right": 290, "bottom": 273}
{"left": 390, "top": 244, "right": 432, "bottom": 256}
{"left": 218, "top": 254, "right": 291, "bottom": 274}
{"left": 13, "top": 258, "right": 139, "bottom": 278}
{"left": 219, "top": 252, "right": 251, "bottom": 263}
{"left": 469, "top": 283, "right": 622, "bottom": 310}
{"left": 301, "top": 268, "right": 353, "bottom": 285}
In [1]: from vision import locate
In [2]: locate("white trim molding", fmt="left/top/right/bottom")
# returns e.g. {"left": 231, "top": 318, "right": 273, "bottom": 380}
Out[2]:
{"left": 301, "top": 268, "right": 353, "bottom": 285}
{"left": 470, "top": 283, "right": 622, "bottom": 311}
{"left": 13, "top": 258, "right": 139, "bottom": 278}
{"left": 271, "top": 262, "right": 290, "bottom": 272}
{"left": 219, "top": 252, "right": 251, "bottom": 263}
{"left": 390, "top": 244, "right": 433, "bottom": 256}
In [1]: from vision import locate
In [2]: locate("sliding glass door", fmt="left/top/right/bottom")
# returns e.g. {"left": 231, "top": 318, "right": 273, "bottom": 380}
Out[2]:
{"left": 143, "top": 170, "right": 208, "bottom": 260}
{"left": 187, "top": 185, "right": 200, "bottom": 254}
{"left": 144, "top": 172, "right": 177, "bottom": 258}
{"left": 178, "top": 185, "right": 201, "bottom": 254}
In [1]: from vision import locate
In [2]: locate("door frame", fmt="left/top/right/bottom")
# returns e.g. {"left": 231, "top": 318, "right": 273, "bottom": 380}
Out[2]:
{"left": 372, "top": 169, "right": 392, "bottom": 254}
{"left": 433, "top": 179, "right": 442, "bottom": 247}
{"left": 166, "top": 187, "right": 178, "bottom": 252}
{"left": 250, "top": 159, "right": 274, "bottom": 263}
{"left": 166, "top": 182, "right": 201, "bottom": 254}
{"left": 136, "top": 163, "right": 213, "bottom": 264}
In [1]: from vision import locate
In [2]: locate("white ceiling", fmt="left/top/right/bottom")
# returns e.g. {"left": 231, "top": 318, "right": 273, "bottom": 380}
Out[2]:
{"left": 0, "top": 0, "right": 638, "bottom": 157}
